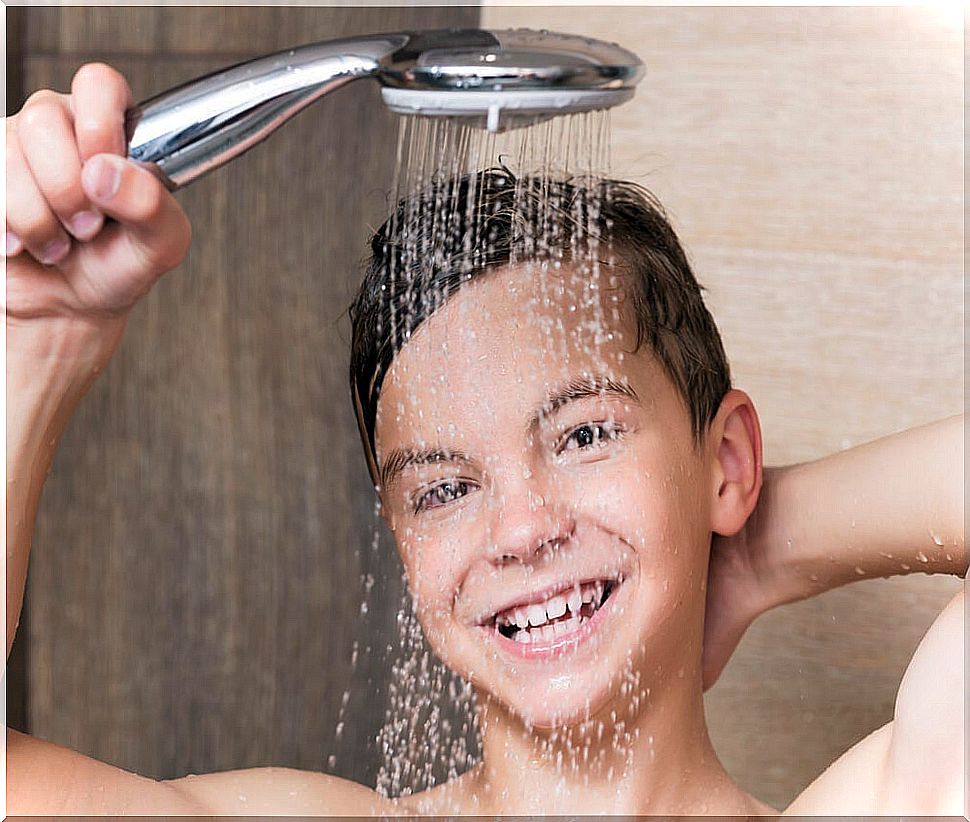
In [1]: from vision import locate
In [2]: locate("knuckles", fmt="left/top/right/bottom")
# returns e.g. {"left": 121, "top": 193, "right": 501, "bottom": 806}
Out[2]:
{"left": 19, "top": 89, "right": 66, "bottom": 125}
{"left": 74, "top": 62, "right": 124, "bottom": 92}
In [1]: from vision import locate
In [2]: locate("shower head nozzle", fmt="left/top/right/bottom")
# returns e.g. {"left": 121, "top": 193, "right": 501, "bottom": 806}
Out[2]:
{"left": 377, "top": 29, "right": 643, "bottom": 133}
{"left": 381, "top": 87, "right": 634, "bottom": 133}
{"left": 127, "top": 28, "right": 643, "bottom": 188}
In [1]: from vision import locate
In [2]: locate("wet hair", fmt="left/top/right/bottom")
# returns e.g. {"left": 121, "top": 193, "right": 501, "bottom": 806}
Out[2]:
{"left": 349, "top": 168, "right": 731, "bottom": 484}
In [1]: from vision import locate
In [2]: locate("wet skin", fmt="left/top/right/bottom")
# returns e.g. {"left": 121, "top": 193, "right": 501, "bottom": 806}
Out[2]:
{"left": 374, "top": 260, "right": 755, "bottom": 735}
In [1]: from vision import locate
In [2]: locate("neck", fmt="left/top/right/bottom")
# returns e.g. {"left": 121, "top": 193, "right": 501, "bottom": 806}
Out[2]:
{"left": 463, "top": 665, "right": 751, "bottom": 815}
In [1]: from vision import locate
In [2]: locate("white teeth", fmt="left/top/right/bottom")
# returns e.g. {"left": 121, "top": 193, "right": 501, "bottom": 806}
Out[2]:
{"left": 540, "top": 624, "right": 556, "bottom": 642}
{"left": 527, "top": 604, "right": 547, "bottom": 627}
{"left": 494, "top": 580, "right": 617, "bottom": 635}
{"left": 552, "top": 620, "right": 569, "bottom": 637}
{"left": 545, "top": 595, "right": 567, "bottom": 620}
{"left": 567, "top": 587, "right": 582, "bottom": 614}
{"left": 513, "top": 630, "right": 531, "bottom": 644}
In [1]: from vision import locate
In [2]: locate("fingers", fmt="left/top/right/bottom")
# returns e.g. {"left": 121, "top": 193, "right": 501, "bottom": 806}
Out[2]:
{"left": 80, "top": 154, "right": 191, "bottom": 273}
{"left": 4, "top": 63, "right": 134, "bottom": 268}
{"left": 15, "top": 90, "right": 104, "bottom": 244}
{"left": 5, "top": 124, "right": 73, "bottom": 265}
{"left": 71, "top": 63, "right": 133, "bottom": 161}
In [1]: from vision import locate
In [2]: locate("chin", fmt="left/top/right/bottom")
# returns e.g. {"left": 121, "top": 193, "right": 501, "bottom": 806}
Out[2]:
{"left": 501, "top": 663, "right": 625, "bottom": 729}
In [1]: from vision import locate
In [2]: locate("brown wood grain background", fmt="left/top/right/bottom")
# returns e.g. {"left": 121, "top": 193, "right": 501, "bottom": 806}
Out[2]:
{"left": 15, "top": 4, "right": 479, "bottom": 788}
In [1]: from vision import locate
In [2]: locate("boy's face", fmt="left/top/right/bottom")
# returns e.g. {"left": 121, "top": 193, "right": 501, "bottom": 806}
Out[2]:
{"left": 374, "top": 262, "right": 716, "bottom": 728}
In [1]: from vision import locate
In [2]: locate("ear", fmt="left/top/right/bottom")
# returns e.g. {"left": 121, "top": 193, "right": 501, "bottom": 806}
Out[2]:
{"left": 708, "top": 389, "right": 763, "bottom": 537}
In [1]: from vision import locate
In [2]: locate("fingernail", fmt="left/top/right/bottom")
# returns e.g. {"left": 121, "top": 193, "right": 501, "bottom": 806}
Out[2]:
{"left": 68, "top": 209, "right": 103, "bottom": 240}
{"left": 40, "top": 236, "right": 72, "bottom": 265}
{"left": 83, "top": 156, "right": 122, "bottom": 200}
{"left": 4, "top": 231, "right": 23, "bottom": 256}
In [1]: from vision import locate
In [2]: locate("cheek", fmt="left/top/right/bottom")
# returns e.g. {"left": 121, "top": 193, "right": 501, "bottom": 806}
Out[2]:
{"left": 398, "top": 534, "right": 460, "bottom": 624}
{"left": 567, "top": 444, "right": 709, "bottom": 561}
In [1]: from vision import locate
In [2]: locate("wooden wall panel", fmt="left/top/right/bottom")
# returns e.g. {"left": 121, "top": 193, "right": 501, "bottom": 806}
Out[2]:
{"left": 23, "top": 5, "right": 478, "bottom": 786}
{"left": 481, "top": 5, "right": 964, "bottom": 810}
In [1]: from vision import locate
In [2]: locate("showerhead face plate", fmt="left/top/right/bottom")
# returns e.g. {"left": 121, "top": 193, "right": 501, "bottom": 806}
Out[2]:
{"left": 378, "top": 29, "right": 643, "bottom": 132}
{"left": 380, "top": 87, "right": 634, "bottom": 132}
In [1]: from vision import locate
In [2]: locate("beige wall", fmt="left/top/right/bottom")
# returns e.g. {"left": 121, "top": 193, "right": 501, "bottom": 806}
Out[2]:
{"left": 481, "top": 5, "right": 964, "bottom": 809}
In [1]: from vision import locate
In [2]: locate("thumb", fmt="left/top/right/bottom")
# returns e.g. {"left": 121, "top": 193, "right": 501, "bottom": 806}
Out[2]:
{"left": 80, "top": 153, "right": 191, "bottom": 273}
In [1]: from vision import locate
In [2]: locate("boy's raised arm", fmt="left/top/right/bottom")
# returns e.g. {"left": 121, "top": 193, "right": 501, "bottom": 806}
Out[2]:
{"left": 4, "top": 63, "right": 202, "bottom": 812}
{"left": 703, "top": 414, "right": 966, "bottom": 689}
{"left": 5, "top": 62, "right": 192, "bottom": 661}
{"left": 754, "top": 413, "right": 964, "bottom": 606}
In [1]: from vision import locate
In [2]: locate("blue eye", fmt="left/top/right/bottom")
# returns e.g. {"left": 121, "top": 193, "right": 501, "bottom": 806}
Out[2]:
{"left": 415, "top": 479, "right": 474, "bottom": 513}
{"left": 561, "top": 422, "right": 621, "bottom": 453}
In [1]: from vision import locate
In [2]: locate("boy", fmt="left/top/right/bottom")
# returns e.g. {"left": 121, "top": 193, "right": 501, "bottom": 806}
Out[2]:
{"left": 6, "top": 63, "right": 965, "bottom": 815}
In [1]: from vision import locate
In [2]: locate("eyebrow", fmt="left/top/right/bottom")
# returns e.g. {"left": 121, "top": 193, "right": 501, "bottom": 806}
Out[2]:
{"left": 379, "top": 446, "right": 471, "bottom": 492}
{"left": 377, "top": 375, "right": 639, "bottom": 491}
{"left": 528, "top": 374, "right": 641, "bottom": 432}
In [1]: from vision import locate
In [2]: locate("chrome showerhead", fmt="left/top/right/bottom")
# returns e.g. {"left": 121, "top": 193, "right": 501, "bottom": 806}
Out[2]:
{"left": 126, "top": 28, "right": 643, "bottom": 189}
{"left": 377, "top": 29, "right": 641, "bottom": 132}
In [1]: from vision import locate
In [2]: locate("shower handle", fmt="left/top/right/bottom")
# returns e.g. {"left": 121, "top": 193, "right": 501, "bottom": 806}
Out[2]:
{"left": 124, "top": 34, "right": 409, "bottom": 190}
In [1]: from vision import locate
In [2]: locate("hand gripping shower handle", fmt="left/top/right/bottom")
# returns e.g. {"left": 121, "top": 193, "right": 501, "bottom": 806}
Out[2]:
{"left": 124, "top": 34, "right": 409, "bottom": 191}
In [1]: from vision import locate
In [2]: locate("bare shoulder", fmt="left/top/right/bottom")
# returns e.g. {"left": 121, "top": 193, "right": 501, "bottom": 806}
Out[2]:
{"left": 7, "top": 728, "right": 207, "bottom": 814}
{"left": 785, "top": 587, "right": 965, "bottom": 815}
{"left": 7, "top": 727, "right": 386, "bottom": 815}
{"left": 172, "top": 764, "right": 388, "bottom": 814}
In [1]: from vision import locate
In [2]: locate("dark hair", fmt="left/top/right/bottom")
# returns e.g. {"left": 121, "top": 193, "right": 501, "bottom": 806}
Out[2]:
{"left": 349, "top": 168, "right": 731, "bottom": 484}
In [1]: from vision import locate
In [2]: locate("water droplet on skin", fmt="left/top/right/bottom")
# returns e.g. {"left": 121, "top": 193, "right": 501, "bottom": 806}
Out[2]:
{"left": 916, "top": 551, "right": 928, "bottom": 563}
{"left": 929, "top": 530, "right": 944, "bottom": 546}
{"left": 854, "top": 566, "right": 865, "bottom": 575}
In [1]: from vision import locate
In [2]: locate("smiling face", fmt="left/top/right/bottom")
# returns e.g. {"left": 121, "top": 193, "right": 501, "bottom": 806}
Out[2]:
{"left": 374, "top": 261, "right": 718, "bottom": 728}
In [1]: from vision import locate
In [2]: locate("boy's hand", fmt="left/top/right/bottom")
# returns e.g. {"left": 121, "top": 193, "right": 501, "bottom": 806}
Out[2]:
{"left": 701, "top": 471, "right": 780, "bottom": 690}
{"left": 6, "top": 63, "right": 190, "bottom": 366}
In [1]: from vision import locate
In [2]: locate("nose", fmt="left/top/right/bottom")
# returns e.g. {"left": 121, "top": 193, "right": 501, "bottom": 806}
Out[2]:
{"left": 484, "top": 469, "right": 576, "bottom": 565}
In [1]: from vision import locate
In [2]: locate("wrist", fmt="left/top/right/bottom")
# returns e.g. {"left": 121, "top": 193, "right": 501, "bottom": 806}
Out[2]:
{"left": 7, "top": 313, "right": 126, "bottom": 370}
{"left": 7, "top": 315, "right": 126, "bottom": 457}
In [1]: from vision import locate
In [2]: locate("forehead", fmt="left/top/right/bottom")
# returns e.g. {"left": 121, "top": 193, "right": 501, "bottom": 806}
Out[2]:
{"left": 374, "top": 262, "right": 654, "bottom": 454}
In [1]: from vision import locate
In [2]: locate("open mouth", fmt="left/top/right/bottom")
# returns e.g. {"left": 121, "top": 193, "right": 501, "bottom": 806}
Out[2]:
{"left": 491, "top": 579, "right": 618, "bottom": 645}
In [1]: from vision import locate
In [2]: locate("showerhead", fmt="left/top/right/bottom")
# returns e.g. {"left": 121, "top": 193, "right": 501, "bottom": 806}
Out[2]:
{"left": 126, "top": 28, "right": 643, "bottom": 189}
{"left": 376, "top": 29, "right": 642, "bottom": 132}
